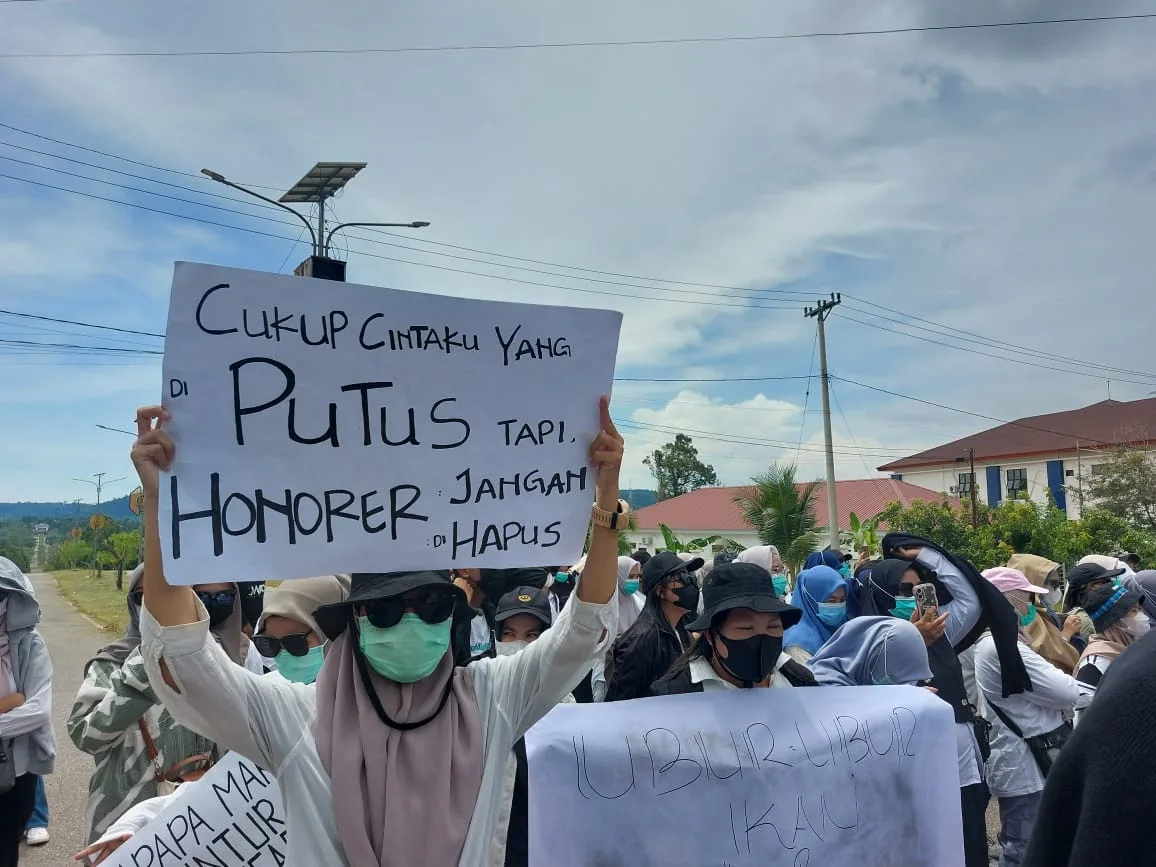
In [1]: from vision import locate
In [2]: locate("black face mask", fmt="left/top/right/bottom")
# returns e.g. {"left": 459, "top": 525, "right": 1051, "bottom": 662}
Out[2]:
{"left": 196, "top": 590, "right": 236, "bottom": 629}
{"left": 672, "top": 583, "right": 700, "bottom": 612}
{"left": 716, "top": 633, "right": 782, "bottom": 686}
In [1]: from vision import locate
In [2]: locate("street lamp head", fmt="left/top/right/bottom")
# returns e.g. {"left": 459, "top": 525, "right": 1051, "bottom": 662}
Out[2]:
{"left": 201, "top": 168, "right": 226, "bottom": 182}
{"left": 410, "top": 221, "right": 431, "bottom": 228}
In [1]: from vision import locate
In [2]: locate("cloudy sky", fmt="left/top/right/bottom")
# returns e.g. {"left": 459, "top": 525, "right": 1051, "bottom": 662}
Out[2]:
{"left": 3, "top": 0, "right": 1156, "bottom": 504}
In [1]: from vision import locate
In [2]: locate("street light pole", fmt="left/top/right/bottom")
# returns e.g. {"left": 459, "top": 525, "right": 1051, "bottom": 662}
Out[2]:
{"left": 323, "top": 221, "right": 431, "bottom": 256}
{"left": 71, "top": 472, "right": 124, "bottom": 576}
{"left": 200, "top": 169, "right": 319, "bottom": 254}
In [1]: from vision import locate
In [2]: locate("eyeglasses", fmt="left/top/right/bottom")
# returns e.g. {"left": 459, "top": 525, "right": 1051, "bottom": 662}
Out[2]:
{"left": 252, "top": 632, "right": 313, "bottom": 658}
{"left": 361, "top": 591, "right": 456, "bottom": 629}
{"left": 195, "top": 589, "right": 236, "bottom": 609}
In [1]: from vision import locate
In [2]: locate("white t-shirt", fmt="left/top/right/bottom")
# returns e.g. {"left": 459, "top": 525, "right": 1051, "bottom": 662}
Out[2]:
{"left": 469, "top": 612, "right": 494, "bottom": 658}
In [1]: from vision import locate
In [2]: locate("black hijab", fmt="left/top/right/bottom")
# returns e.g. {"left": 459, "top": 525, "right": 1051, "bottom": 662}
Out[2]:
{"left": 867, "top": 534, "right": 1031, "bottom": 698}
{"left": 91, "top": 566, "right": 145, "bottom": 665}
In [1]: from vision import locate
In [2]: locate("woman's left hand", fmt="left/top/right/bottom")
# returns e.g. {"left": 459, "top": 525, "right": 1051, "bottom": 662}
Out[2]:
{"left": 75, "top": 834, "right": 132, "bottom": 864}
{"left": 590, "top": 396, "right": 624, "bottom": 494}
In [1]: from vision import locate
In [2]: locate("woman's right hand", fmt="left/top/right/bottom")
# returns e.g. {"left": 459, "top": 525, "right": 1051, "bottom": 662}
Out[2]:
{"left": 131, "top": 405, "right": 174, "bottom": 500}
{"left": 75, "top": 834, "right": 132, "bottom": 864}
{"left": 911, "top": 607, "right": 949, "bottom": 647}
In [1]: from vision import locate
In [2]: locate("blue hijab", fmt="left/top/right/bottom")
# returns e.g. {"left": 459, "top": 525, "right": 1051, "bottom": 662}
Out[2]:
{"left": 804, "top": 550, "right": 844, "bottom": 571}
{"left": 783, "top": 565, "right": 847, "bottom": 655}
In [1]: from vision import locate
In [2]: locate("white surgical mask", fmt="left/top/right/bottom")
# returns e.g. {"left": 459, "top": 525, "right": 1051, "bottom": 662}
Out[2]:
{"left": 1042, "top": 588, "right": 1061, "bottom": 608}
{"left": 1126, "top": 612, "right": 1151, "bottom": 638}
{"left": 496, "top": 640, "right": 529, "bottom": 657}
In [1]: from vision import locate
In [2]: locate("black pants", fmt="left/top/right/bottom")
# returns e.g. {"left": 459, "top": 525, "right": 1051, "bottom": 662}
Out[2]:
{"left": 961, "top": 782, "right": 991, "bottom": 867}
{"left": 0, "top": 773, "right": 38, "bottom": 867}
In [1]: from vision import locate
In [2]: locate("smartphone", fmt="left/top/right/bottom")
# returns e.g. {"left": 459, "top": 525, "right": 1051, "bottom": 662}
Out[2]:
{"left": 914, "top": 583, "right": 939, "bottom": 619}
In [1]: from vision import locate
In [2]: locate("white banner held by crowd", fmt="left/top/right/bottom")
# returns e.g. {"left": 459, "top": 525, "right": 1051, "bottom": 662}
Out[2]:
{"left": 526, "top": 685, "right": 964, "bottom": 867}
{"left": 159, "top": 262, "right": 622, "bottom": 584}
{"left": 103, "top": 752, "right": 285, "bottom": 867}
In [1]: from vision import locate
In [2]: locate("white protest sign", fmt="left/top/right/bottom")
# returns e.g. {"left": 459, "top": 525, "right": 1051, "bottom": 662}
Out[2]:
{"left": 526, "top": 686, "right": 963, "bottom": 867}
{"left": 103, "top": 752, "right": 286, "bottom": 867}
{"left": 159, "top": 262, "right": 622, "bottom": 583}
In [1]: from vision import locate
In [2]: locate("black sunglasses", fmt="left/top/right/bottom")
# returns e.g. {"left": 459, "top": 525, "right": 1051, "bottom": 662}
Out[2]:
{"left": 253, "top": 632, "right": 312, "bottom": 658}
{"left": 195, "top": 589, "right": 236, "bottom": 608}
{"left": 362, "top": 591, "right": 456, "bottom": 629}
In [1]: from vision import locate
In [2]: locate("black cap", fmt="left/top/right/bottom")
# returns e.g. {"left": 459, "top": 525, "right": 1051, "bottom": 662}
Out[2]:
{"left": 1063, "top": 562, "right": 1126, "bottom": 609}
{"left": 494, "top": 586, "right": 553, "bottom": 629}
{"left": 685, "top": 562, "right": 801, "bottom": 632}
{"left": 631, "top": 549, "right": 651, "bottom": 565}
{"left": 641, "top": 551, "right": 704, "bottom": 594}
{"left": 313, "top": 571, "right": 465, "bottom": 640}
{"left": 1084, "top": 584, "right": 1142, "bottom": 633}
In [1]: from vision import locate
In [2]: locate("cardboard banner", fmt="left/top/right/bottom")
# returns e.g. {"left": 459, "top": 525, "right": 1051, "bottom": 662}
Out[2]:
{"left": 103, "top": 752, "right": 285, "bottom": 867}
{"left": 525, "top": 685, "right": 964, "bottom": 867}
{"left": 159, "top": 262, "right": 622, "bottom": 583}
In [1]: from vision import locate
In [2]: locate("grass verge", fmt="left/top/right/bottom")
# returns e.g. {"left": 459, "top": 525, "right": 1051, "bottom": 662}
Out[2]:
{"left": 50, "top": 569, "right": 128, "bottom": 634}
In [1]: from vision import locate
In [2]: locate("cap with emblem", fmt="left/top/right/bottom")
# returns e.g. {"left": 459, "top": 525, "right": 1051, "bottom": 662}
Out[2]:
{"left": 494, "top": 585, "right": 553, "bottom": 629}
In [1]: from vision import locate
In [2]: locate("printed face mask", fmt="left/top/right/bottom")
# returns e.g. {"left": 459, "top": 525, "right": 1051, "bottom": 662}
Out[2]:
{"left": 890, "top": 597, "right": 917, "bottom": 620}
{"left": 771, "top": 575, "right": 789, "bottom": 596}
{"left": 716, "top": 633, "right": 782, "bottom": 685}
{"left": 496, "top": 639, "right": 529, "bottom": 657}
{"left": 357, "top": 613, "right": 451, "bottom": 683}
{"left": 623, "top": 579, "right": 640, "bottom": 595}
{"left": 816, "top": 602, "right": 846, "bottom": 628}
{"left": 276, "top": 644, "right": 324, "bottom": 684}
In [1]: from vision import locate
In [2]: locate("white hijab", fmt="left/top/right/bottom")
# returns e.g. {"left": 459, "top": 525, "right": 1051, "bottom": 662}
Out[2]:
{"left": 736, "top": 545, "right": 782, "bottom": 572}
{"left": 615, "top": 557, "right": 644, "bottom": 634}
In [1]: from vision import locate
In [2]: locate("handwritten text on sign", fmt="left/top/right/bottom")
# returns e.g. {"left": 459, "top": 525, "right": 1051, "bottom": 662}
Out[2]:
{"left": 159, "top": 263, "right": 622, "bottom": 583}
{"left": 525, "top": 686, "right": 964, "bottom": 867}
{"left": 103, "top": 752, "right": 286, "bottom": 867}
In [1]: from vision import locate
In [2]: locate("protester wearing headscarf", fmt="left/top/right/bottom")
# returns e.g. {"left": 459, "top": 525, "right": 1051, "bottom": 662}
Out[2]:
{"left": 1121, "top": 569, "right": 1156, "bottom": 622}
{"left": 735, "top": 545, "right": 788, "bottom": 596}
{"left": 988, "top": 566, "right": 1080, "bottom": 674}
{"left": 651, "top": 562, "right": 815, "bottom": 694}
{"left": 1006, "top": 554, "right": 1085, "bottom": 655}
{"left": 253, "top": 576, "right": 351, "bottom": 684}
{"left": 68, "top": 568, "right": 245, "bottom": 842}
{"left": 977, "top": 568, "right": 1079, "bottom": 867}
{"left": 0, "top": 558, "right": 54, "bottom": 866}
{"left": 132, "top": 398, "right": 625, "bottom": 867}
{"left": 857, "top": 534, "right": 1031, "bottom": 867}
{"left": 782, "top": 565, "right": 846, "bottom": 663}
{"left": 591, "top": 558, "right": 645, "bottom": 702}
{"left": 1073, "top": 584, "right": 1147, "bottom": 724}
{"left": 809, "top": 617, "right": 932, "bottom": 687}
{"left": 1022, "top": 630, "right": 1156, "bottom": 867}
{"left": 605, "top": 551, "right": 702, "bottom": 701}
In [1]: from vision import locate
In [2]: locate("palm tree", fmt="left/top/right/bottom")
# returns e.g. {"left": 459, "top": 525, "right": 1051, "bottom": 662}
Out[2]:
{"left": 734, "top": 463, "right": 820, "bottom": 575}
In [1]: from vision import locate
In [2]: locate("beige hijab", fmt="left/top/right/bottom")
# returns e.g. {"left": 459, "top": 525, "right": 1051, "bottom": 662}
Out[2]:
{"left": 1006, "top": 554, "right": 1060, "bottom": 588}
{"left": 1078, "top": 622, "right": 1137, "bottom": 669}
{"left": 314, "top": 630, "right": 483, "bottom": 867}
{"left": 257, "top": 575, "right": 351, "bottom": 637}
{"left": 1023, "top": 609, "right": 1080, "bottom": 672}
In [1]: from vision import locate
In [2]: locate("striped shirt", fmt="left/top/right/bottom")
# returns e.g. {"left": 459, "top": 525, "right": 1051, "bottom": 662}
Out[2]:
{"left": 67, "top": 648, "right": 218, "bottom": 842}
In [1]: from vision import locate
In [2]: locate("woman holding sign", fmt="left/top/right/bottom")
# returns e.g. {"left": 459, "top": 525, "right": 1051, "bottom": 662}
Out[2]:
{"left": 130, "top": 397, "right": 625, "bottom": 867}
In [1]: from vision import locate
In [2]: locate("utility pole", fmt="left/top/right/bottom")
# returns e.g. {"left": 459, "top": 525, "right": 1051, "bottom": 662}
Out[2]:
{"left": 968, "top": 448, "right": 979, "bottom": 528}
{"left": 804, "top": 293, "right": 842, "bottom": 550}
{"left": 72, "top": 472, "right": 124, "bottom": 576}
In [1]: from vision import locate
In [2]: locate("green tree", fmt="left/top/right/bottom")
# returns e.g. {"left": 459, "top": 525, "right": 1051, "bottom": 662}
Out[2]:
{"left": 643, "top": 434, "right": 719, "bottom": 500}
{"left": 49, "top": 538, "right": 93, "bottom": 570}
{"left": 0, "top": 542, "right": 30, "bottom": 572}
{"left": 733, "top": 464, "right": 819, "bottom": 575}
{"left": 656, "top": 523, "right": 739, "bottom": 555}
{"left": 105, "top": 530, "right": 142, "bottom": 590}
{"left": 1083, "top": 446, "right": 1156, "bottom": 532}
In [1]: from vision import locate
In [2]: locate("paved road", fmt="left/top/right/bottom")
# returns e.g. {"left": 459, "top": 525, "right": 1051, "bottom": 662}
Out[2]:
{"left": 22, "top": 572, "right": 112, "bottom": 866}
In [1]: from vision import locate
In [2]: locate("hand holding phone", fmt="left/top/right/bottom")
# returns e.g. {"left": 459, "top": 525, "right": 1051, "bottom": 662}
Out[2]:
{"left": 913, "top": 582, "right": 939, "bottom": 619}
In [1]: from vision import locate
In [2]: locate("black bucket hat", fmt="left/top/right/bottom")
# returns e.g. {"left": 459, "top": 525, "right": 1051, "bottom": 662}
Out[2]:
{"left": 641, "top": 550, "right": 704, "bottom": 594}
{"left": 1063, "top": 562, "right": 1126, "bottom": 609}
{"left": 685, "top": 562, "right": 801, "bottom": 632}
{"left": 313, "top": 571, "right": 466, "bottom": 640}
{"left": 494, "top": 586, "right": 553, "bottom": 629}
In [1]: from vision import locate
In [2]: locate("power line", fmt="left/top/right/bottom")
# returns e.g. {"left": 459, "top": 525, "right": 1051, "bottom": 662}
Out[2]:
{"left": 794, "top": 332, "right": 819, "bottom": 463}
{"left": 0, "top": 308, "right": 164, "bottom": 338}
{"left": 4, "top": 13, "right": 1154, "bottom": 59}
{"left": 830, "top": 378, "right": 876, "bottom": 477}
{"left": 833, "top": 375, "right": 1118, "bottom": 447}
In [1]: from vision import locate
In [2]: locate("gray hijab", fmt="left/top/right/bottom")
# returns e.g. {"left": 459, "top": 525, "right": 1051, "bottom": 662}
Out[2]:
{"left": 809, "top": 616, "right": 933, "bottom": 686}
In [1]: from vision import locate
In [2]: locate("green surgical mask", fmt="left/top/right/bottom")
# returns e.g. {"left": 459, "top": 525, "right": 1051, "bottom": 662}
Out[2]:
{"left": 357, "top": 613, "right": 451, "bottom": 683}
{"left": 623, "top": 579, "right": 640, "bottom": 595}
{"left": 276, "top": 644, "right": 325, "bottom": 684}
{"left": 1019, "top": 604, "right": 1037, "bottom": 628}
{"left": 890, "top": 597, "right": 917, "bottom": 620}
{"left": 772, "top": 575, "right": 789, "bottom": 596}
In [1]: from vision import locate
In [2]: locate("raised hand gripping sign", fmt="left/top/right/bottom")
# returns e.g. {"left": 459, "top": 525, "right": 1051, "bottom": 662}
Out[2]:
{"left": 159, "top": 263, "right": 621, "bottom": 584}
{"left": 525, "top": 686, "right": 964, "bottom": 867}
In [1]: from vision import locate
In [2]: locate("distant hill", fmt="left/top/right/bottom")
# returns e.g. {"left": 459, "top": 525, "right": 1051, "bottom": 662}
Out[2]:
{"left": 0, "top": 494, "right": 135, "bottom": 521}
{"left": 622, "top": 489, "right": 657, "bottom": 510}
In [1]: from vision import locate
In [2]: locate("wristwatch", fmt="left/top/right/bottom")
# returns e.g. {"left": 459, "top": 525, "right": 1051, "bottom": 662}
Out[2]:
{"left": 591, "top": 499, "right": 630, "bottom": 530}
